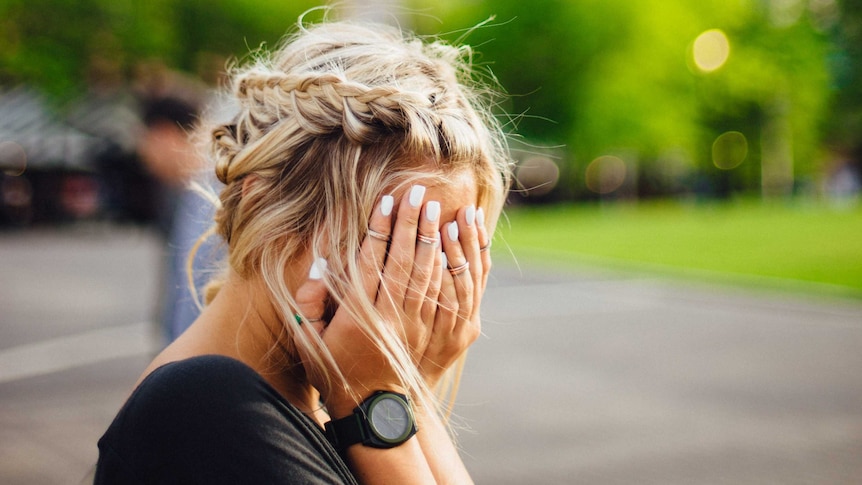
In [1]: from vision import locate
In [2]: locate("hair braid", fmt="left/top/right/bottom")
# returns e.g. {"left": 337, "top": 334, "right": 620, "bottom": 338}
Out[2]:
{"left": 235, "top": 72, "right": 436, "bottom": 141}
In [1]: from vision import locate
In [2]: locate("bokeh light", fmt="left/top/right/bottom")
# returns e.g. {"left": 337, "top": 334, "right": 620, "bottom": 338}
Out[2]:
{"left": 693, "top": 29, "right": 730, "bottom": 73}
{"left": 516, "top": 156, "right": 560, "bottom": 197}
{"left": 768, "top": 0, "right": 806, "bottom": 27}
{"left": 712, "top": 131, "right": 748, "bottom": 170}
{"left": 0, "top": 141, "right": 27, "bottom": 176}
{"left": 585, "top": 155, "right": 627, "bottom": 194}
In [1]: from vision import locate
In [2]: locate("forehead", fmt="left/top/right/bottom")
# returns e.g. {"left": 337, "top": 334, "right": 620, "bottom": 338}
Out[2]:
{"left": 424, "top": 171, "right": 478, "bottom": 222}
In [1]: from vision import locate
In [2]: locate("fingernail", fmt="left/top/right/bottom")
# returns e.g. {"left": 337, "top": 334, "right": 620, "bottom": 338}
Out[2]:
{"left": 409, "top": 185, "right": 426, "bottom": 208}
{"left": 381, "top": 195, "right": 394, "bottom": 216}
{"left": 476, "top": 207, "right": 485, "bottom": 226}
{"left": 447, "top": 222, "right": 459, "bottom": 242}
{"left": 441, "top": 251, "right": 448, "bottom": 269}
{"left": 309, "top": 257, "right": 327, "bottom": 280}
{"left": 465, "top": 205, "right": 476, "bottom": 226}
{"left": 425, "top": 201, "right": 440, "bottom": 222}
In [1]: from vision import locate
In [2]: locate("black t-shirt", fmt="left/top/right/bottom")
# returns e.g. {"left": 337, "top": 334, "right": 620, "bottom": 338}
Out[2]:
{"left": 95, "top": 355, "right": 357, "bottom": 484}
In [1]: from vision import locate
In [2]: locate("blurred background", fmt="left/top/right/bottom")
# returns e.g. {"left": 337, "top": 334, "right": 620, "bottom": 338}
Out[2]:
{"left": 2, "top": 0, "right": 862, "bottom": 484}
{"left": 0, "top": 0, "right": 860, "bottom": 292}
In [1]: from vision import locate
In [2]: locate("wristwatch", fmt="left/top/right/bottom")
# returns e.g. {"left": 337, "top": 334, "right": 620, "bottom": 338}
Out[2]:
{"left": 325, "top": 391, "right": 418, "bottom": 449}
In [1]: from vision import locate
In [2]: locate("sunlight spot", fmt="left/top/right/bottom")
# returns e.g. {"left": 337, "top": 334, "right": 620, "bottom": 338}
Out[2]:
{"left": 693, "top": 29, "right": 730, "bottom": 73}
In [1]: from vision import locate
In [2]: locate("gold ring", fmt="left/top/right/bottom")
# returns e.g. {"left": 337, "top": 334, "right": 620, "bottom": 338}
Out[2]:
{"left": 448, "top": 261, "right": 470, "bottom": 276}
{"left": 417, "top": 233, "right": 439, "bottom": 245}
{"left": 367, "top": 228, "right": 391, "bottom": 242}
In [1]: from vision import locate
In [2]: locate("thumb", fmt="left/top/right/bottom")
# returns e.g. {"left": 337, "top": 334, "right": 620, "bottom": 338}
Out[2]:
{"left": 293, "top": 257, "right": 328, "bottom": 335}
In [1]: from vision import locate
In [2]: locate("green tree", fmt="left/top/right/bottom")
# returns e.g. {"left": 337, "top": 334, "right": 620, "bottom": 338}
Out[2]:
{"left": 0, "top": 0, "right": 317, "bottom": 100}
{"left": 411, "top": 0, "right": 836, "bottom": 199}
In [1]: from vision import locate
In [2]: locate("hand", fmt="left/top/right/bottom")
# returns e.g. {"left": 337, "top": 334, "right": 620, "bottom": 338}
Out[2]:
{"left": 292, "top": 186, "right": 490, "bottom": 414}
{"left": 418, "top": 205, "right": 489, "bottom": 390}
{"left": 293, "top": 186, "right": 444, "bottom": 417}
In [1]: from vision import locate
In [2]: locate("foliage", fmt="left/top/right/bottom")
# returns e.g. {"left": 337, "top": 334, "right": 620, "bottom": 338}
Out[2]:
{"left": 411, "top": 0, "right": 848, "bottom": 199}
{"left": 1, "top": 0, "right": 859, "bottom": 200}
{"left": 0, "top": 0, "right": 317, "bottom": 100}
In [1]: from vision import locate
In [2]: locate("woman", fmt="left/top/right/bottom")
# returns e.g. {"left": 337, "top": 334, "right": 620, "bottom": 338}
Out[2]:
{"left": 96, "top": 17, "right": 511, "bottom": 485}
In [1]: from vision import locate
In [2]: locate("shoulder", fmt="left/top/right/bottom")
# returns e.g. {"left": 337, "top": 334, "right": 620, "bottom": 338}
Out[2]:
{"left": 97, "top": 355, "right": 356, "bottom": 484}
{"left": 135, "top": 354, "right": 267, "bottom": 407}
{"left": 104, "top": 355, "right": 294, "bottom": 446}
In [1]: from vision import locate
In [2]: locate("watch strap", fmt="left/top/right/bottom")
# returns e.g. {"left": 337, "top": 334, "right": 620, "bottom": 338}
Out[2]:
{"left": 325, "top": 412, "right": 367, "bottom": 449}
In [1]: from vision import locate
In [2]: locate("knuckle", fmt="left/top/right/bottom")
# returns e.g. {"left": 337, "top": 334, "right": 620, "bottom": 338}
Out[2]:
{"left": 400, "top": 212, "right": 420, "bottom": 228}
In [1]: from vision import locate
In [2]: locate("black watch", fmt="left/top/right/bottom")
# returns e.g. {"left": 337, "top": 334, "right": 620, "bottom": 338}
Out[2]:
{"left": 325, "top": 391, "right": 418, "bottom": 450}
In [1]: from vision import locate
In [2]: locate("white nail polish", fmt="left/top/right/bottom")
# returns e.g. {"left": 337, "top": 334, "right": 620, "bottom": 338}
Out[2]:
{"left": 381, "top": 195, "right": 394, "bottom": 216}
{"left": 309, "top": 257, "right": 327, "bottom": 280}
{"left": 476, "top": 207, "right": 485, "bottom": 226}
{"left": 441, "top": 251, "right": 448, "bottom": 269}
{"left": 426, "top": 201, "right": 440, "bottom": 222}
{"left": 447, "top": 222, "right": 459, "bottom": 242}
{"left": 409, "top": 185, "right": 426, "bottom": 208}
{"left": 465, "top": 205, "right": 476, "bottom": 226}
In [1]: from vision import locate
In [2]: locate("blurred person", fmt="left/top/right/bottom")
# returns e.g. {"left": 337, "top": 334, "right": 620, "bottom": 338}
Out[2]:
{"left": 95, "top": 16, "right": 511, "bottom": 484}
{"left": 138, "top": 95, "right": 224, "bottom": 341}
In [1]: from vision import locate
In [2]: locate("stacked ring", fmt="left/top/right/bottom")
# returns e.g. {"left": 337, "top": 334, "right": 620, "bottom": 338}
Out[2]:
{"left": 447, "top": 261, "right": 470, "bottom": 276}
{"left": 417, "top": 233, "right": 438, "bottom": 245}
{"left": 367, "top": 229, "right": 391, "bottom": 242}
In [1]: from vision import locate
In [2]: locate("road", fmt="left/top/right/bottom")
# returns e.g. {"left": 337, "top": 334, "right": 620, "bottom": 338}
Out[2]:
{"left": 1, "top": 227, "right": 861, "bottom": 484}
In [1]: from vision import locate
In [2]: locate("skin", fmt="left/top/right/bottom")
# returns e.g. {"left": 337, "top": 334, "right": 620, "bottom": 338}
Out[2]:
{"left": 138, "top": 121, "right": 202, "bottom": 186}
{"left": 139, "top": 169, "right": 489, "bottom": 484}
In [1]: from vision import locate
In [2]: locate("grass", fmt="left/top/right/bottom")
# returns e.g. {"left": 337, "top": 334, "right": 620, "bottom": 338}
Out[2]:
{"left": 496, "top": 198, "right": 862, "bottom": 298}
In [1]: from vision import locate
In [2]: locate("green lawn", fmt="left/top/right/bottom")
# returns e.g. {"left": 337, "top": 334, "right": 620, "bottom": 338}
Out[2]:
{"left": 497, "top": 199, "right": 862, "bottom": 297}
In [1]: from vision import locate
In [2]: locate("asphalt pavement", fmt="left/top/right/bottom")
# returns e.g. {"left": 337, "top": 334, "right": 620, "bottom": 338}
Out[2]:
{"left": 2, "top": 226, "right": 861, "bottom": 484}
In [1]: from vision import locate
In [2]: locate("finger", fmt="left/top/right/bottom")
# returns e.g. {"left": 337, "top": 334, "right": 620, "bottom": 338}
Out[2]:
{"left": 434, "top": 251, "right": 458, "bottom": 335}
{"left": 359, "top": 195, "right": 394, "bottom": 300}
{"left": 418, "top": 254, "right": 458, "bottom": 381}
{"left": 291, "top": 259, "right": 332, "bottom": 395}
{"left": 378, "top": 185, "right": 425, "bottom": 312}
{"left": 476, "top": 207, "right": 492, "bottom": 291}
{"left": 441, "top": 220, "right": 474, "bottom": 322}
{"left": 404, "top": 200, "right": 441, "bottom": 316}
{"left": 422, "top": 238, "right": 444, "bottom": 320}
{"left": 457, "top": 205, "right": 483, "bottom": 302}
{"left": 415, "top": 242, "right": 443, "bottom": 363}
{"left": 293, "top": 257, "right": 329, "bottom": 335}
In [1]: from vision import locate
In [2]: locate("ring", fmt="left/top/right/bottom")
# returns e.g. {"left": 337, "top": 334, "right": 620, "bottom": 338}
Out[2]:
{"left": 294, "top": 314, "right": 323, "bottom": 325}
{"left": 417, "top": 233, "right": 439, "bottom": 245}
{"left": 479, "top": 243, "right": 491, "bottom": 252}
{"left": 447, "top": 261, "right": 470, "bottom": 276}
{"left": 367, "top": 228, "right": 391, "bottom": 242}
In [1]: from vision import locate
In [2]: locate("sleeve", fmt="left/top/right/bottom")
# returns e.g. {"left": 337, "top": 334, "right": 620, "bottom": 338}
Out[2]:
{"left": 95, "top": 355, "right": 356, "bottom": 485}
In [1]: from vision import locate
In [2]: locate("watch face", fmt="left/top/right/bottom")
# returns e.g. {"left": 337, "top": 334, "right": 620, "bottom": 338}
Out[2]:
{"left": 368, "top": 395, "right": 412, "bottom": 443}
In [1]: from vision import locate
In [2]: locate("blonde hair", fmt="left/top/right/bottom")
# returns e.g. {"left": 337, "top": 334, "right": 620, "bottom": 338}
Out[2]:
{"left": 199, "top": 18, "right": 511, "bottom": 421}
